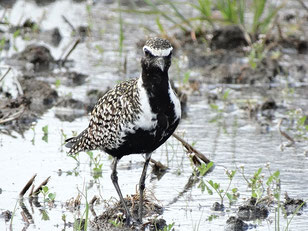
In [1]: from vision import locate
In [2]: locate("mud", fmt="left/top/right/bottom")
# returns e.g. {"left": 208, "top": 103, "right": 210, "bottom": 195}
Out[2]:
{"left": 9, "top": 19, "right": 62, "bottom": 47}
{"left": 283, "top": 193, "right": 307, "bottom": 216}
{"left": 9, "top": 45, "right": 56, "bottom": 72}
{"left": 237, "top": 204, "right": 269, "bottom": 221}
{"left": 210, "top": 25, "right": 248, "bottom": 50}
{"left": 225, "top": 216, "right": 248, "bottom": 231}
{"left": 0, "top": 78, "right": 58, "bottom": 133}
{"left": 0, "top": 210, "right": 12, "bottom": 223}
{"left": 91, "top": 193, "right": 165, "bottom": 231}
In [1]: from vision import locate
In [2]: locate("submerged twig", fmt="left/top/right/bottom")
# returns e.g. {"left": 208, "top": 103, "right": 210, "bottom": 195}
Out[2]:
{"left": 0, "top": 67, "right": 11, "bottom": 82}
{"left": 32, "top": 176, "right": 51, "bottom": 196}
{"left": 89, "top": 195, "right": 98, "bottom": 217}
{"left": 172, "top": 133, "right": 211, "bottom": 164}
{"left": 19, "top": 198, "right": 33, "bottom": 223}
{"left": 61, "top": 15, "right": 76, "bottom": 32}
{"left": 61, "top": 39, "right": 80, "bottom": 66}
{"left": 278, "top": 119, "right": 295, "bottom": 147}
{"left": 150, "top": 158, "right": 168, "bottom": 171}
{"left": 20, "top": 174, "right": 37, "bottom": 197}
{"left": 0, "top": 105, "right": 25, "bottom": 124}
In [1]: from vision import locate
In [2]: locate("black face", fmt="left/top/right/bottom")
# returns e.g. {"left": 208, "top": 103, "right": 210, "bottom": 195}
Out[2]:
{"left": 141, "top": 38, "right": 173, "bottom": 89}
{"left": 141, "top": 48, "right": 172, "bottom": 78}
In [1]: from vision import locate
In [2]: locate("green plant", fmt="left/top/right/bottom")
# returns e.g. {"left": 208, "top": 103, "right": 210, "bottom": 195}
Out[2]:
{"left": 9, "top": 199, "right": 19, "bottom": 229}
{"left": 198, "top": 163, "right": 237, "bottom": 206}
{"left": 55, "top": 79, "right": 61, "bottom": 88}
{"left": 0, "top": 38, "right": 6, "bottom": 53}
{"left": 109, "top": 218, "right": 123, "bottom": 228}
{"left": 60, "top": 129, "right": 67, "bottom": 152}
{"left": 239, "top": 163, "right": 281, "bottom": 205}
{"left": 160, "top": 222, "right": 174, "bottom": 231}
{"left": 286, "top": 109, "right": 308, "bottom": 140}
{"left": 73, "top": 186, "right": 90, "bottom": 231}
{"left": 118, "top": 0, "right": 124, "bottom": 57}
{"left": 12, "top": 29, "right": 20, "bottom": 51}
{"left": 143, "top": 0, "right": 190, "bottom": 33}
{"left": 31, "top": 125, "right": 36, "bottom": 145}
{"left": 87, "top": 151, "right": 103, "bottom": 179}
{"left": 191, "top": 0, "right": 213, "bottom": 26}
{"left": 206, "top": 214, "right": 218, "bottom": 221}
{"left": 247, "top": 36, "right": 266, "bottom": 69}
{"left": 42, "top": 125, "right": 48, "bottom": 143}
{"left": 86, "top": 4, "right": 94, "bottom": 31}
{"left": 216, "top": 0, "right": 239, "bottom": 24}
{"left": 40, "top": 186, "right": 56, "bottom": 203}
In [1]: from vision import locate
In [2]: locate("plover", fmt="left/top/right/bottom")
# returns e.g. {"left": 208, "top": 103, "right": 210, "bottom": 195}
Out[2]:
{"left": 65, "top": 37, "right": 181, "bottom": 224}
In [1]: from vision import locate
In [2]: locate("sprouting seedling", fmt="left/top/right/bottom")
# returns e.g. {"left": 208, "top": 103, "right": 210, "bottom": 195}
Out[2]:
{"left": 87, "top": 151, "right": 103, "bottom": 179}
{"left": 40, "top": 185, "right": 56, "bottom": 203}
{"left": 160, "top": 222, "right": 175, "bottom": 231}
{"left": 60, "top": 129, "right": 68, "bottom": 152}
{"left": 31, "top": 125, "right": 36, "bottom": 145}
{"left": 109, "top": 218, "right": 123, "bottom": 228}
{"left": 183, "top": 71, "right": 191, "bottom": 85}
{"left": 0, "top": 38, "right": 6, "bottom": 53}
{"left": 12, "top": 29, "right": 20, "bottom": 52}
{"left": 42, "top": 125, "right": 48, "bottom": 143}
{"left": 55, "top": 79, "right": 61, "bottom": 88}
{"left": 198, "top": 163, "right": 237, "bottom": 206}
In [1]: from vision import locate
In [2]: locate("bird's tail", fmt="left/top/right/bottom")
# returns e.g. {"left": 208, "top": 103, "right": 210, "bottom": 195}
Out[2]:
{"left": 65, "top": 129, "right": 89, "bottom": 156}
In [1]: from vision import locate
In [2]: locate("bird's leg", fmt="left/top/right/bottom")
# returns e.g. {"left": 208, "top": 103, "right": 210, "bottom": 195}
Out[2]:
{"left": 111, "top": 157, "right": 131, "bottom": 225}
{"left": 138, "top": 153, "right": 152, "bottom": 223}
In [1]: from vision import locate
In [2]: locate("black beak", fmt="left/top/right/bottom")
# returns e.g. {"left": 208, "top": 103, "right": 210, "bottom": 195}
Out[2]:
{"left": 154, "top": 57, "right": 165, "bottom": 72}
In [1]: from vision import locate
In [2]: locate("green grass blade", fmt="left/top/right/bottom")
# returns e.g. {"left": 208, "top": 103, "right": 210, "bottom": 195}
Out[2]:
{"left": 165, "top": 0, "right": 192, "bottom": 28}
{"left": 156, "top": 16, "right": 165, "bottom": 34}
{"left": 144, "top": 0, "right": 188, "bottom": 32}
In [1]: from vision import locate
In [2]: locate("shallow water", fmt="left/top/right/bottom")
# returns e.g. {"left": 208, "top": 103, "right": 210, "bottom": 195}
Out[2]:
{"left": 1, "top": 0, "right": 308, "bottom": 230}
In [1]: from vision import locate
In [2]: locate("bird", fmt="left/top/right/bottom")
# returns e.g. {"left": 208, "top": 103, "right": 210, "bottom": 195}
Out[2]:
{"left": 65, "top": 37, "right": 181, "bottom": 224}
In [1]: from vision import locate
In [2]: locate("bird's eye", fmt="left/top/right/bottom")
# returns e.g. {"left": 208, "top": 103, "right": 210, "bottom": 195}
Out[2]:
{"left": 144, "top": 48, "right": 152, "bottom": 57}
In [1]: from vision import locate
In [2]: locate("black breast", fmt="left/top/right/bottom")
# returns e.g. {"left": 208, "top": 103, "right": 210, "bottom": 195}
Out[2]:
{"left": 106, "top": 81, "right": 180, "bottom": 159}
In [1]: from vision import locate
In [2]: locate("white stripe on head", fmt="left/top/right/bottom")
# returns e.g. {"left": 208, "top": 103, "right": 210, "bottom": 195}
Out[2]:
{"left": 143, "top": 46, "right": 173, "bottom": 57}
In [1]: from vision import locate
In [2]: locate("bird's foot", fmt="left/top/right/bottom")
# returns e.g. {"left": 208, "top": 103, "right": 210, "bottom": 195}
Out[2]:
{"left": 124, "top": 216, "right": 141, "bottom": 227}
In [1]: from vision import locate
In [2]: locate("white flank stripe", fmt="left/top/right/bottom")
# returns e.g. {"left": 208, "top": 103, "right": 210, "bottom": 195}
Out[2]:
{"left": 168, "top": 82, "right": 181, "bottom": 120}
{"left": 143, "top": 46, "right": 173, "bottom": 57}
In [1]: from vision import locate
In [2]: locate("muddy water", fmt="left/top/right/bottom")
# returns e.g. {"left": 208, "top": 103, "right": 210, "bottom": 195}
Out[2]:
{"left": 1, "top": 0, "right": 308, "bottom": 230}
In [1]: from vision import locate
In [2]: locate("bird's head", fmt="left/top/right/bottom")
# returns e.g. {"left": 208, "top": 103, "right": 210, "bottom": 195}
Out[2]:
{"left": 141, "top": 38, "right": 173, "bottom": 78}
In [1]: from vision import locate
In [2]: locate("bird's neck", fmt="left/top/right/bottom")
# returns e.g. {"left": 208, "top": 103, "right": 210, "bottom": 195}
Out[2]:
{"left": 140, "top": 70, "right": 171, "bottom": 114}
{"left": 141, "top": 70, "right": 169, "bottom": 96}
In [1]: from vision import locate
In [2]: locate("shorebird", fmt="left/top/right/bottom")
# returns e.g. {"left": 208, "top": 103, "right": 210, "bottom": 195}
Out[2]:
{"left": 65, "top": 37, "right": 181, "bottom": 224}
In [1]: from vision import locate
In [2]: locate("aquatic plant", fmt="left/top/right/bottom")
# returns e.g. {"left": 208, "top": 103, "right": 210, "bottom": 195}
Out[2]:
{"left": 286, "top": 109, "right": 308, "bottom": 141}
{"left": 140, "top": 0, "right": 283, "bottom": 40}
{"left": 74, "top": 186, "right": 90, "bottom": 231}
{"left": 160, "top": 222, "right": 175, "bottom": 231}
{"left": 42, "top": 125, "right": 49, "bottom": 143}
{"left": 40, "top": 185, "right": 56, "bottom": 203}
{"left": 246, "top": 35, "right": 266, "bottom": 69}
{"left": 87, "top": 151, "right": 103, "bottom": 179}
{"left": 109, "top": 218, "right": 123, "bottom": 228}
{"left": 197, "top": 162, "right": 238, "bottom": 207}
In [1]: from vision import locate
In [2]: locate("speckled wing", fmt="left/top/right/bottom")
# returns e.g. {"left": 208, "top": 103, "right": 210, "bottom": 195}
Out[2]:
{"left": 66, "top": 79, "right": 140, "bottom": 155}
